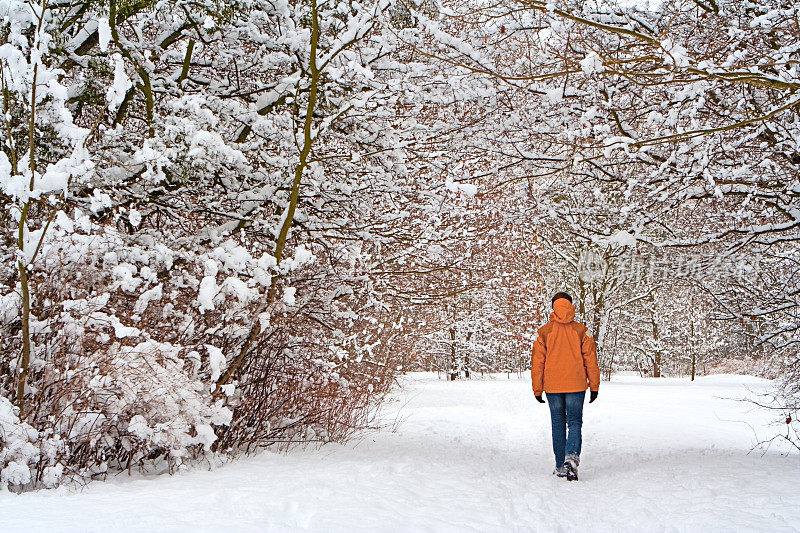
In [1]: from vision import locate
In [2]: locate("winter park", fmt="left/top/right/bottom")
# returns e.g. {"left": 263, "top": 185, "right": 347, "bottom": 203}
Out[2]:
{"left": 1, "top": 0, "right": 800, "bottom": 531}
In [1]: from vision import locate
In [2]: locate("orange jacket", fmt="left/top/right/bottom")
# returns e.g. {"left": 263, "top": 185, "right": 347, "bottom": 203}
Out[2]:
{"left": 531, "top": 298, "right": 600, "bottom": 396}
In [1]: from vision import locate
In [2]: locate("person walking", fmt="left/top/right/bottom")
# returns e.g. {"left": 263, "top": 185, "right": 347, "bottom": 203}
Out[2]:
{"left": 531, "top": 292, "right": 600, "bottom": 481}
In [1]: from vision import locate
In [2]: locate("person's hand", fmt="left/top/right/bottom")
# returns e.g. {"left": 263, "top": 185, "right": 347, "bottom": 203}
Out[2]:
{"left": 535, "top": 395, "right": 545, "bottom": 404}
{"left": 590, "top": 390, "right": 598, "bottom": 403}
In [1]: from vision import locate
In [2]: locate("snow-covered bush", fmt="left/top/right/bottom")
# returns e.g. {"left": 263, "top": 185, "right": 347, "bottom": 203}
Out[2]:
{"left": 0, "top": 396, "right": 39, "bottom": 490}
{"left": 0, "top": 197, "right": 409, "bottom": 486}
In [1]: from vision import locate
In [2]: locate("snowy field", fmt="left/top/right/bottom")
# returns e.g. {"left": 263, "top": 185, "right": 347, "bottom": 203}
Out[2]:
{"left": 2, "top": 373, "right": 799, "bottom": 533}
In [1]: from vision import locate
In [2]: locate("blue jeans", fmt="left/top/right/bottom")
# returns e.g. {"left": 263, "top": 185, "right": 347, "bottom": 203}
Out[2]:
{"left": 545, "top": 391, "right": 585, "bottom": 468}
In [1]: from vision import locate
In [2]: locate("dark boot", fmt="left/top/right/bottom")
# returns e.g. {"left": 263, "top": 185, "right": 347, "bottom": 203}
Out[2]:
{"left": 564, "top": 455, "right": 579, "bottom": 481}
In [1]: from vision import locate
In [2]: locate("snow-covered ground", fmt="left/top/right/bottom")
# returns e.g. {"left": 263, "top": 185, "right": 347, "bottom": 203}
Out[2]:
{"left": 2, "top": 373, "right": 798, "bottom": 533}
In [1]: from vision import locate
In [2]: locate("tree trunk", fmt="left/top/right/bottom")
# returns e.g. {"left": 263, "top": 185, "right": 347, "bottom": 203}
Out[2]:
{"left": 16, "top": 260, "right": 30, "bottom": 415}
{"left": 690, "top": 316, "right": 696, "bottom": 381}
{"left": 214, "top": 0, "right": 321, "bottom": 392}
{"left": 464, "top": 331, "right": 472, "bottom": 379}
{"left": 449, "top": 327, "right": 457, "bottom": 380}
{"left": 652, "top": 315, "right": 661, "bottom": 378}
{"left": 16, "top": 45, "right": 42, "bottom": 417}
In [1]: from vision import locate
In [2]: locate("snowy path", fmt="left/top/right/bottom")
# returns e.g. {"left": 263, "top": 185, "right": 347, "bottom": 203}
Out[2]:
{"left": 2, "top": 374, "right": 799, "bottom": 533}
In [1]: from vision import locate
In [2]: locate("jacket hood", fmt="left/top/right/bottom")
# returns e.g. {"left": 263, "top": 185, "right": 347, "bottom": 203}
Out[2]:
{"left": 550, "top": 298, "right": 576, "bottom": 324}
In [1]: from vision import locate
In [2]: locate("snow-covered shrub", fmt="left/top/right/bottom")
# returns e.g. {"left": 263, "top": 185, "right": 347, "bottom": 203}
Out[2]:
{"left": 216, "top": 262, "right": 402, "bottom": 452}
{"left": 0, "top": 396, "right": 39, "bottom": 491}
{"left": 0, "top": 222, "right": 234, "bottom": 484}
{"left": 0, "top": 201, "right": 407, "bottom": 487}
{"left": 41, "top": 340, "right": 233, "bottom": 477}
